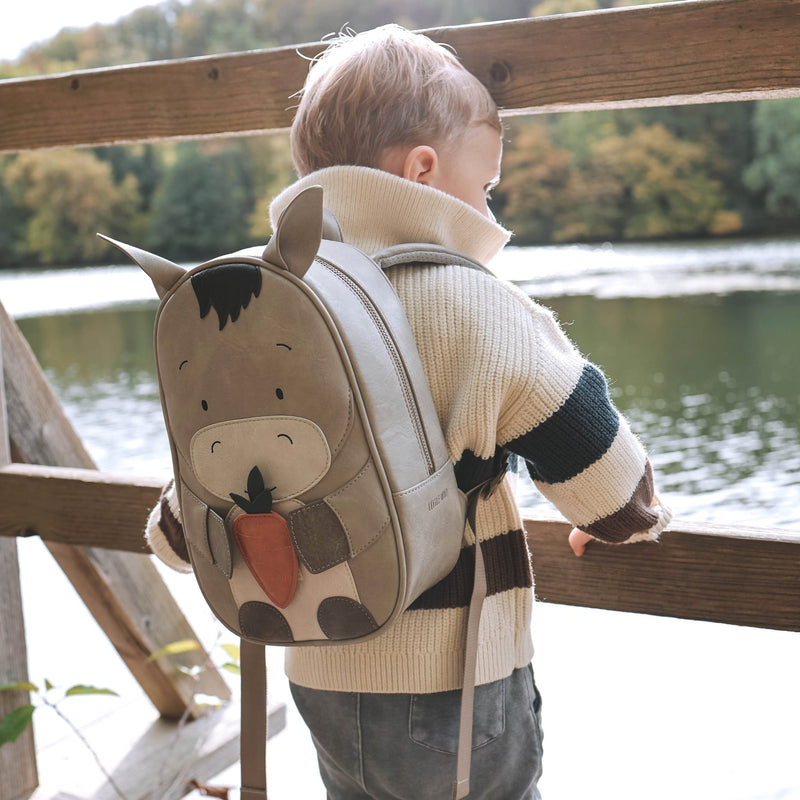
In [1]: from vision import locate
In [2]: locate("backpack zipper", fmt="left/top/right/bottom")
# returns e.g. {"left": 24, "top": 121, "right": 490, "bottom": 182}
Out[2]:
{"left": 319, "top": 259, "right": 436, "bottom": 476}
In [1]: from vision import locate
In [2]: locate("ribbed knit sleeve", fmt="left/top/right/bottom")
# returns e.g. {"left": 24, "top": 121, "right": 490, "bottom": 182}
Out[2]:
{"left": 494, "top": 281, "right": 672, "bottom": 543}
{"left": 145, "top": 480, "right": 193, "bottom": 573}
{"left": 392, "top": 266, "right": 670, "bottom": 545}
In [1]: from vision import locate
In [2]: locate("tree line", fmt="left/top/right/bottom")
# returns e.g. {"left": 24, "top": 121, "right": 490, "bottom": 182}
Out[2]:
{"left": 1, "top": 0, "right": 798, "bottom": 267}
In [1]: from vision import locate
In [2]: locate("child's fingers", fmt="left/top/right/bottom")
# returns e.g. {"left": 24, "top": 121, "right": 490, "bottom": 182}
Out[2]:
{"left": 568, "top": 528, "right": 592, "bottom": 557}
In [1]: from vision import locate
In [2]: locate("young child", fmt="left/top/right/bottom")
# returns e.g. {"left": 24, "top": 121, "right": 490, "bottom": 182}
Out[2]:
{"left": 147, "top": 24, "right": 671, "bottom": 800}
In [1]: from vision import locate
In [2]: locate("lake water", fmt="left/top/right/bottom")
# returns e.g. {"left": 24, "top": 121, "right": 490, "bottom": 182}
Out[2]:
{"left": 4, "top": 237, "right": 799, "bottom": 529}
{"left": 3, "top": 238, "right": 799, "bottom": 799}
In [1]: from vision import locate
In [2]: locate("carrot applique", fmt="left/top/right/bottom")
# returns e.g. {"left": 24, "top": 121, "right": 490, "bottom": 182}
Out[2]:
{"left": 230, "top": 466, "right": 298, "bottom": 609}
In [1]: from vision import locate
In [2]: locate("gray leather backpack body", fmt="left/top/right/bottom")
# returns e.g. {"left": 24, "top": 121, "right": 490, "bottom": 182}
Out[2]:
{"left": 102, "top": 185, "right": 488, "bottom": 800}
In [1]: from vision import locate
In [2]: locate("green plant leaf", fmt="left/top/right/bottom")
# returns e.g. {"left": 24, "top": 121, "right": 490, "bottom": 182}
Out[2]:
{"left": 220, "top": 643, "right": 240, "bottom": 663}
{"left": 44, "top": 679, "right": 54, "bottom": 691}
{"left": 192, "top": 693, "right": 226, "bottom": 708}
{"left": 221, "top": 663, "right": 241, "bottom": 676}
{"left": 147, "top": 639, "right": 201, "bottom": 661}
{"left": 64, "top": 685, "right": 119, "bottom": 698}
{"left": 0, "top": 682, "right": 38, "bottom": 694}
{"left": 0, "top": 705, "right": 35, "bottom": 745}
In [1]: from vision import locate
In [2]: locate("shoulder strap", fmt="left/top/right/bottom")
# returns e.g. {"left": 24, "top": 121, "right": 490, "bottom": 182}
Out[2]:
{"left": 373, "top": 243, "right": 491, "bottom": 275}
{"left": 321, "top": 210, "right": 490, "bottom": 798}
{"left": 452, "top": 488, "right": 488, "bottom": 800}
{"left": 240, "top": 639, "right": 268, "bottom": 800}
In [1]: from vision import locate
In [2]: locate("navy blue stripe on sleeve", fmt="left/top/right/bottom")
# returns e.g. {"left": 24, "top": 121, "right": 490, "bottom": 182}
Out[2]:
{"left": 453, "top": 446, "right": 509, "bottom": 494}
{"left": 504, "top": 362, "right": 620, "bottom": 484}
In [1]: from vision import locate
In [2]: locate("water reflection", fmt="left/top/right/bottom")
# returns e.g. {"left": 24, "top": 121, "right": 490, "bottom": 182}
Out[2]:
{"left": 517, "top": 292, "right": 800, "bottom": 529}
{"left": 17, "top": 306, "right": 172, "bottom": 479}
{"left": 13, "top": 289, "right": 800, "bottom": 530}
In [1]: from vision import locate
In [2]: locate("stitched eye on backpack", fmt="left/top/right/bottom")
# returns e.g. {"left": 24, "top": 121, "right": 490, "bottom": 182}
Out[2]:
{"left": 201, "top": 400, "right": 209, "bottom": 411}
{"left": 276, "top": 388, "right": 284, "bottom": 400}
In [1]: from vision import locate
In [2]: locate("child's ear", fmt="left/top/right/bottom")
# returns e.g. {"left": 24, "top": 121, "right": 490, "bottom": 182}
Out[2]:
{"left": 402, "top": 145, "right": 439, "bottom": 185}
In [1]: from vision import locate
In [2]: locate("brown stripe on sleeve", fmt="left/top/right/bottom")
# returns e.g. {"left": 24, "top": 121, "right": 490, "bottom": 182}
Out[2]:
{"left": 159, "top": 489, "right": 190, "bottom": 564}
{"left": 409, "top": 528, "right": 532, "bottom": 610}
{"left": 583, "top": 461, "right": 658, "bottom": 543}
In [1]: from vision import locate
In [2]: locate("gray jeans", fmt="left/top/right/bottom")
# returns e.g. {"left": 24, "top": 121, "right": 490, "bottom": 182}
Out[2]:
{"left": 290, "top": 665, "right": 544, "bottom": 800}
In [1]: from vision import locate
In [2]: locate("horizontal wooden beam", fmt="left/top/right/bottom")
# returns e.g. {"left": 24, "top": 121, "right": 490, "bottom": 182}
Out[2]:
{"left": 448, "top": 0, "right": 800, "bottom": 116}
{"left": 2, "top": 460, "right": 799, "bottom": 632}
{"left": 2, "top": 0, "right": 800, "bottom": 153}
{"left": 526, "top": 513, "right": 800, "bottom": 632}
{"left": 0, "top": 463, "right": 161, "bottom": 553}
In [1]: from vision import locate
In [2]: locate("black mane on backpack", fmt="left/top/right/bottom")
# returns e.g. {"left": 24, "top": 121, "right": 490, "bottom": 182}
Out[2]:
{"left": 191, "top": 263, "right": 262, "bottom": 331}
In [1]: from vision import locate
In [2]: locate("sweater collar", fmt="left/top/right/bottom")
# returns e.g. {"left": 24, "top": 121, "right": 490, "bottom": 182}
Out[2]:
{"left": 269, "top": 166, "right": 510, "bottom": 266}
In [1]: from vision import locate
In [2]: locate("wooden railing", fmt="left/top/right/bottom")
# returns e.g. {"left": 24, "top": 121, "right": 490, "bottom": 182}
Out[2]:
{"left": 3, "top": 0, "right": 800, "bottom": 153}
{"left": 1, "top": 1, "right": 799, "bottom": 798}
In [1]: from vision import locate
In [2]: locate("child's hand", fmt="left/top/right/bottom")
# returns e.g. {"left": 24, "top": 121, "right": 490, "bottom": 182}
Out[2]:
{"left": 568, "top": 528, "right": 593, "bottom": 557}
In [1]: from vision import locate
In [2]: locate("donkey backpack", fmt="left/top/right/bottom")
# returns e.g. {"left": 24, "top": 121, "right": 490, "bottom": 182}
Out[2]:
{"left": 101, "top": 185, "right": 489, "bottom": 800}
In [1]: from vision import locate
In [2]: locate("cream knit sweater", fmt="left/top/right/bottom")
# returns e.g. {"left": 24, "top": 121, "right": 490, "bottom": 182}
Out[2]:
{"left": 147, "top": 166, "right": 671, "bottom": 694}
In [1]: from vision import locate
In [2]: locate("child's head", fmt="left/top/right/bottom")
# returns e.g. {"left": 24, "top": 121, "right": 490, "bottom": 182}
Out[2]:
{"left": 290, "top": 25, "right": 503, "bottom": 216}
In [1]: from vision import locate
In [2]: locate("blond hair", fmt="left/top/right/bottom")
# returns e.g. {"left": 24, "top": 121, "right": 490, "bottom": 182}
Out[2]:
{"left": 290, "top": 25, "right": 501, "bottom": 176}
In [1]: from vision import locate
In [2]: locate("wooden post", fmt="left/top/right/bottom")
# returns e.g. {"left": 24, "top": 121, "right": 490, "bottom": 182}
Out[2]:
{"left": 0, "top": 326, "right": 39, "bottom": 800}
{"left": 0, "top": 300, "right": 230, "bottom": 719}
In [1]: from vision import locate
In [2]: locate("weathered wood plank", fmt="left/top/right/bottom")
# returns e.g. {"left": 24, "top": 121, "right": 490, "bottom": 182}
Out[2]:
{"left": 525, "top": 513, "right": 800, "bottom": 632}
{"left": 2, "top": 0, "right": 800, "bottom": 153}
{"left": 0, "top": 331, "right": 38, "bottom": 800}
{"left": 0, "top": 42, "right": 318, "bottom": 154}
{"left": 0, "top": 463, "right": 161, "bottom": 554}
{"left": 441, "top": 0, "right": 800, "bottom": 116}
{"left": 2, "top": 456, "right": 800, "bottom": 631}
{"left": 29, "top": 693, "right": 286, "bottom": 800}
{"left": 0, "top": 299, "right": 230, "bottom": 719}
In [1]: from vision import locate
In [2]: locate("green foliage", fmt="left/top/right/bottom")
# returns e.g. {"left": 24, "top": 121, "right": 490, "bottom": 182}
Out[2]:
{"left": 0, "top": 678, "right": 119, "bottom": 747}
{"left": 579, "top": 123, "right": 734, "bottom": 240}
{"left": 0, "top": 158, "right": 30, "bottom": 265}
{"left": 64, "top": 685, "right": 121, "bottom": 698}
{"left": 147, "top": 638, "right": 203, "bottom": 661}
{"left": 743, "top": 98, "right": 800, "bottom": 226}
{"left": 4, "top": 150, "right": 141, "bottom": 264}
{"left": 13, "top": 0, "right": 540, "bottom": 71}
{"left": 94, "top": 144, "right": 164, "bottom": 213}
{"left": 494, "top": 120, "right": 579, "bottom": 241}
{"left": 220, "top": 643, "right": 242, "bottom": 675}
{"left": 147, "top": 637, "right": 241, "bottom": 700}
{"left": 499, "top": 117, "right": 741, "bottom": 243}
{"left": 532, "top": 0, "right": 601, "bottom": 15}
{"left": 146, "top": 143, "right": 257, "bottom": 260}
{"left": 0, "top": 704, "right": 35, "bottom": 745}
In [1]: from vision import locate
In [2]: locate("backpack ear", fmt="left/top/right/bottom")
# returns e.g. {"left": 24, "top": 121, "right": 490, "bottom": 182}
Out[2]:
{"left": 98, "top": 234, "right": 185, "bottom": 299}
{"left": 263, "top": 185, "right": 323, "bottom": 279}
